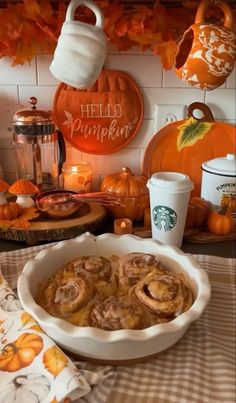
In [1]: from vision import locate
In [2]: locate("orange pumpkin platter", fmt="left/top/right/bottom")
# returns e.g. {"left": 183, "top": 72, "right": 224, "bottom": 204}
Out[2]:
{"left": 142, "top": 102, "right": 236, "bottom": 197}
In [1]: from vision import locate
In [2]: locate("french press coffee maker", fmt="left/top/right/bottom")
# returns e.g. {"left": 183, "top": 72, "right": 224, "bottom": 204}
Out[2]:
{"left": 12, "top": 97, "right": 66, "bottom": 190}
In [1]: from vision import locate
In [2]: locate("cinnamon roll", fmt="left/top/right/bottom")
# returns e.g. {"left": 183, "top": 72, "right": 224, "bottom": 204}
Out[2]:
{"left": 65, "top": 255, "right": 117, "bottom": 296}
{"left": 36, "top": 276, "right": 95, "bottom": 319}
{"left": 89, "top": 295, "right": 151, "bottom": 330}
{"left": 118, "top": 252, "right": 166, "bottom": 291}
{"left": 130, "top": 271, "right": 193, "bottom": 318}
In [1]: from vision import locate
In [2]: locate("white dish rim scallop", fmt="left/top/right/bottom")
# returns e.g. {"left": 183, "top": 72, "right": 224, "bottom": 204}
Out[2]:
{"left": 18, "top": 232, "right": 211, "bottom": 344}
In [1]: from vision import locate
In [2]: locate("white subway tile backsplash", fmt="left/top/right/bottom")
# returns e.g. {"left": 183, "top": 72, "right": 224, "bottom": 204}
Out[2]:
{"left": 0, "top": 57, "right": 37, "bottom": 85}
{"left": 0, "top": 105, "right": 22, "bottom": 148}
{"left": 18, "top": 85, "right": 57, "bottom": 110}
{"left": 81, "top": 148, "right": 141, "bottom": 175}
{"left": 36, "top": 54, "right": 59, "bottom": 86}
{"left": 226, "top": 68, "right": 235, "bottom": 89}
{"left": 0, "top": 50, "right": 235, "bottom": 182}
{"left": 205, "top": 89, "right": 236, "bottom": 120}
{"left": 127, "top": 119, "right": 155, "bottom": 148}
{"left": 65, "top": 146, "right": 83, "bottom": 164}
{"left": 143, "top": 88, "right": 205, "bottom": 119}
{"left": 162, "top": 68, "right": 189, "bottom": 88}
{"left": 0, "top": 86, "right": 18, "bottom": 105}
{"left": 105, "top": 54, "right": 162, "bottom": 88}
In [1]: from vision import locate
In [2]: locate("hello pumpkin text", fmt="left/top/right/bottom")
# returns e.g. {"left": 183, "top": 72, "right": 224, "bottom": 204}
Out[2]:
{"left": 63, "top": 104, "right": 138, "bottom": 143}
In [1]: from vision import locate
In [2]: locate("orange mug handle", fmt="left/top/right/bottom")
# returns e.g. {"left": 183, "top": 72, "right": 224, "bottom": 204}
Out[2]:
{"left": 195, "top": 0, "right": 233, "bottom": 30}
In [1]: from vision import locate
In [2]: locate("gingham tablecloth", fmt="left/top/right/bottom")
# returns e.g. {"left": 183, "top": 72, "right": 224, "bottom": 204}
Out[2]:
{"left": 0, "top": 243, "right": 235, "bottom": 403}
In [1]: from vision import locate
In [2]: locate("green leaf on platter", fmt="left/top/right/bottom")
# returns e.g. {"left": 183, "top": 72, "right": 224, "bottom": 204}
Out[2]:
{"left": 177, "top": 117, "right": 213, "bottom": 151}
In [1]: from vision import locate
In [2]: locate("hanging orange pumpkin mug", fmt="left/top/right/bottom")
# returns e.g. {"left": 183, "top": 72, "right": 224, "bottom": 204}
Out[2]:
{"left": 175, "top": 0, "right": 236, "bottom": 90}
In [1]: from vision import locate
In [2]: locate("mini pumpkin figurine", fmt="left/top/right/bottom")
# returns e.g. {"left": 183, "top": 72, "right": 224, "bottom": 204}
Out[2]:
{"left": 207, "top": 208, "right": 235, "bottom": 236}
{"left": 0, "top": 179, "right": 9, "bottom": 205}
{"left": 8, "top": 179, "right": 39, "bottom": 208}
{"left": 0, "top": 202, "right": 22, "bottom": 220}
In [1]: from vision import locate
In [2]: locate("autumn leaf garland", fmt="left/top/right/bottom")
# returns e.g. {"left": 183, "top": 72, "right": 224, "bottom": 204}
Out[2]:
{"left": 0, "top": 0, "right": 197, "bottom": 68}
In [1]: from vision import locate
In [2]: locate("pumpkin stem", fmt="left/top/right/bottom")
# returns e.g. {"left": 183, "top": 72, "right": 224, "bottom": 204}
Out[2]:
{"left": 121, "top": 167, "right": 132, "bottom": 176}
{"left": 13, "top": 375, "right": 27, "bottom": 387}
{"left": 2, "top": 342, "right": 17, "bottom": 356}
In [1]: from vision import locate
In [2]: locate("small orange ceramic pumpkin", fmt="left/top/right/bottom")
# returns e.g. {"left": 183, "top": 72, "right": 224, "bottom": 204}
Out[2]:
{"left": 0, "top": 202, "right": 22, "bottom": 220}
{"left": 100, "top": 167, "right": 149, "bottom": 221}
{"left": 185, "top": 197, "right": 211, "bottom": 229}
{"left": 0, "top": 333, "right": 43, "bottom": 372}
{"left": 207, "top": 209, "right": 234, "bottom": 236}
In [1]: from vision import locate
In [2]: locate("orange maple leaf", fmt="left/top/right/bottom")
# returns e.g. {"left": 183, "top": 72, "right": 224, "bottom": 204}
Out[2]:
{"left": 153, "top": 39, "right": 178, "bottom": 70}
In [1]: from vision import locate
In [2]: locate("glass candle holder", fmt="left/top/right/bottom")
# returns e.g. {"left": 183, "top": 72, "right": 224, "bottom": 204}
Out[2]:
{"left": 62, "top": 161, "right": 92, "bottom": 193}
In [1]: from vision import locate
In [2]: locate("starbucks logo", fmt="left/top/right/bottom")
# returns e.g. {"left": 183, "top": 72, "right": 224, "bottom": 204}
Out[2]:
{"left": 153, "top": 206, "right": 177, "bottom": 231}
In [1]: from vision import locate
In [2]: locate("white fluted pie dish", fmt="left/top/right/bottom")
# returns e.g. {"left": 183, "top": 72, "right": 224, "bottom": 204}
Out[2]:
{"left": 18, "top": 232, "right": 211, "bottom": 363}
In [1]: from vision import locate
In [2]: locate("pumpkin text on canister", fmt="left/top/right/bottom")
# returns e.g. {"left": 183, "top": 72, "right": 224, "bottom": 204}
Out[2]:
{"left": 53, "top": 70, "right": 144, "bottom": 154}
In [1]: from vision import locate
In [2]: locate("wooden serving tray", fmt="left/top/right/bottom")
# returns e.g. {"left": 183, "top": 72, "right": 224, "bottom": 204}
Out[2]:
{"left": 0, "top": 202, "right": 107, "bottom": 245}
{"left": 133, "top": 227, "right": 236, "bottom": 244}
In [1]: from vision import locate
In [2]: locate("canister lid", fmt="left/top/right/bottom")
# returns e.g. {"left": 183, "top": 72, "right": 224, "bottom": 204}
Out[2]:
{"left": 202, "top": 154, "right": 236, "bottom": 176}
{"left": 12, "top": 97, "right": 54, "bottom": 135}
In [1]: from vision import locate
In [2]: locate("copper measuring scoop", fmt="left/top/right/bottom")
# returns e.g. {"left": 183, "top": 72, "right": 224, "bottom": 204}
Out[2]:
{"left": 36, "top": 190, "right": 122, "bottom": 219}
{"left": 39, "top": 191, "right": 121, "bottom": 209}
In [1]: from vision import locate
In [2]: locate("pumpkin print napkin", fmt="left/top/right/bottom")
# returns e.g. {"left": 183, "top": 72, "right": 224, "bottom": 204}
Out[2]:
{"left": 0, "top": 270, "right": 91, "bottom": 403}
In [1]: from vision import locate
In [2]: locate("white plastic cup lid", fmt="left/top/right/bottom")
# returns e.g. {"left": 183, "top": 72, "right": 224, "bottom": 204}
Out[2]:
{"left": 147, "top": 172, "right": 194, "bottom": 193}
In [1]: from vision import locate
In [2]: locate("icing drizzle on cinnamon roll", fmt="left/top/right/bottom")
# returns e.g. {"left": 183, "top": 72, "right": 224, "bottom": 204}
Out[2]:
{"left": 38, "top": 276, "right": 95, "bottom": 318}
{"left": 118, "top": 252, "right": 165, "bottom": 289}
{"left": 131, "top": 272, "right": 193, "bottom": 318}
{"left": 67, "top": 255, "right": 112, "bottom": 282}
{"left": 90, "top": 296, "right": 149, "bottom": 330}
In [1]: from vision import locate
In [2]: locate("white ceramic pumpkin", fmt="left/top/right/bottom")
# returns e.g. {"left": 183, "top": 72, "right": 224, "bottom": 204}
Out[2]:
{"left": 0, "top": 373, "right": 51, "bottom": 403}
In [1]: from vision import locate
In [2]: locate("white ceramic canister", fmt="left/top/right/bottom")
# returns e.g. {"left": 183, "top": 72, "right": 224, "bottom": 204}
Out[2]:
{"left": 201, "top": 154, "right": 236, "bottom": 213}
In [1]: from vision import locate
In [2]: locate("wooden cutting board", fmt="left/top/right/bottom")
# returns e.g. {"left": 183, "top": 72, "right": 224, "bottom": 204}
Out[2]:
{"left": 133, "top": 227, "right": 236, "bottom": 243}
{"left": 0, "top": 202, "right": 107, "bottom": 245}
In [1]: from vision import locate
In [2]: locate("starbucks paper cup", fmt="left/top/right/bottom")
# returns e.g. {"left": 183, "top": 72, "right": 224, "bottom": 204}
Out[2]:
{"left": 147, "top": 172, "right": 194, "bottom": 247}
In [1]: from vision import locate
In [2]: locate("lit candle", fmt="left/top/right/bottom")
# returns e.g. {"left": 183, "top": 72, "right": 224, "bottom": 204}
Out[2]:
{"left": 144, "top": 207, "right": 151, "bottom": 229}
{"left": 62, "top": 162, "right": 92, "bottom": 193}
{"left": 114, "top": 218, "right": 133, "bottom": 235}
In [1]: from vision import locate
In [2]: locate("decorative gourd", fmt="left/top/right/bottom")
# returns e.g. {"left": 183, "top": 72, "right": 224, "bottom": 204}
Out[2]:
{"left": 0, "top": 202, "right": 22, "bottom": 220}
{"left": 100, "top": 167, "right": 149, "bottom": 221}
{"left": 0, "top": 333, "right": 43, "bottom": 372}
{"left": 185, "top": 197, "right": 211, "bottom": 229}
{"left": 0, "top": 373, "right": 51, "bottom": 402}
{"left": 221, "top": 194, "right": 236, "bottom": 214}
{"left": 207, "top": 209, "right": 234, "bottom": 236}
